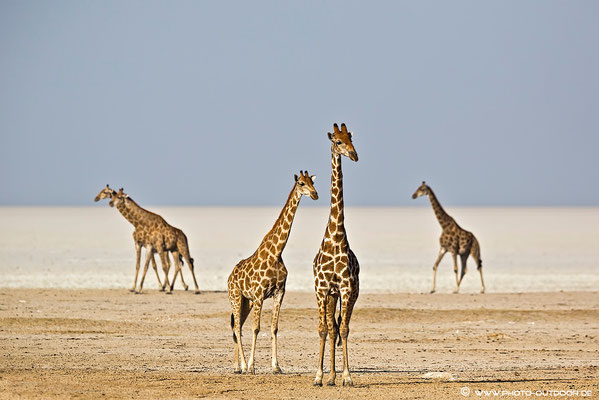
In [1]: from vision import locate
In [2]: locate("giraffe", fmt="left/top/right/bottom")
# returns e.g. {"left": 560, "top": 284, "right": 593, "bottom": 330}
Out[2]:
{"left": 94, "top": 185, "right": 165, "bottom": 292}
{"left": 94, "top": 185, "right": 200, "bottom": 294}
{"left": 228, "top": 171, "right": 318, "bottom": 375}
{"left": 110, "top": 188, "right": 200, "bottom": 294}
{"left": 313, "top": 123, "right": 360, "bottom": 387}
{"left": 412, "top": 181, "right": 485, "bottom": 294}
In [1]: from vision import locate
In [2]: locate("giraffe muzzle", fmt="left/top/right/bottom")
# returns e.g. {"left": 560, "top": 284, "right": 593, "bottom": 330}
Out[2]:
{"left": 311, "top": 192, "right": 319, "bottom": 200}
{"left": 349, "top": 151, "right": 358, "bottom": 162}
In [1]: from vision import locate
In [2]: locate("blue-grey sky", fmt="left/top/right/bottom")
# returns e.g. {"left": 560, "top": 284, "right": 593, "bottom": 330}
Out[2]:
{"left": 1, "top": 1, "right": 598, "bottom": 206}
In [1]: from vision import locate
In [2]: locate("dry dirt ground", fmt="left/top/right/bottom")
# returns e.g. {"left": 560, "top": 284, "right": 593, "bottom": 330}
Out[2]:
{"left": 0, "top": 289, "right": 597, "bottom": 399}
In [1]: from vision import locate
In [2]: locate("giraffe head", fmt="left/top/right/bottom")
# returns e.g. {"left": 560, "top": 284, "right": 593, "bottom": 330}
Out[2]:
{"left": 412, "top": 181, "right": 430, "bottom": 199}
{"left": 294, "top": 170, "right": 319, "bottom": 200}
{"left": 94, "top": 184, "right": 116, "bottom": 202}
{"left": 108, "top": 188, "right": 128, "bottom": 208}
{"left": 328, "top": 123, "right": 358, "bottom": 162}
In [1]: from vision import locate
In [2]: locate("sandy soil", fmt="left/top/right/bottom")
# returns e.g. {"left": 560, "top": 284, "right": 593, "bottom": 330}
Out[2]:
{"left": 0, "top": 289, "right": 597, "bottom": 399}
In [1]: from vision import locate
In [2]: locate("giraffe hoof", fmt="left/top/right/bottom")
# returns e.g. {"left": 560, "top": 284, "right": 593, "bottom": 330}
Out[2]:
{"left": 184, "top": 285, "right": 189, "bottom": 291}
{"left": 342, "top": 378, "right": 354, "bottom": 387}
{"left": 159, "top": 288, "right": 166, "bottom": 292}
{"left": 453, "top": 289, "right": 459, "bottom": 294}
{"left": 129, "top": 289, "right": 136, "bottom": 293}
{"left": 234, "top": 369, "right": 242, "bottom": 374}
{"left": 194, "top": 290, "right": 201, "bottom": 295}
{"left": 313, "top": 381, "right": 323, "bottom": 387}
{"left": 165, "top": 291, "right": 173, "bottom": 295}
{"left": 272, "top": 366, "right": 282, "bottom": 374}
{"left": 135, "top": 291, "right": 142, "bottom": 295}
{"left": 326, "top": 379, "right": 336, "bottom": 386}
{"left": 248, "top": 367, "right": 255, "bottom": 375}
{"left": 429, "top": 289, "right": 436, "bottom": 294}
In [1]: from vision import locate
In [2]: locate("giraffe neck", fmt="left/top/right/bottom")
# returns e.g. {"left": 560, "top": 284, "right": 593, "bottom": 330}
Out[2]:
{"left": 116, "top": 197, "right": 152, "bottom": 228}
{"left": 260, "top": 186, "right": 302, "bottom": 257}
{"left": 327, "top": 149, "right": 345, "bottom": 233}
{"left": 427, "top": 187, "right": 453, "bottom": 230}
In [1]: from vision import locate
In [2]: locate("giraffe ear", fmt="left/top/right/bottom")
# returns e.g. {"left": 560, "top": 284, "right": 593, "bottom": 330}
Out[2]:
{"left": 327, "top": 132, "right": 333, "bottom": 141}
{"left": 348, "top": 131, "right": 353, "bottom": 139}
{"left": 310, "top": 175, "right": 316, "bottom": 183}
{"left": 294, "top": 174, "right": 299, "bottom": 182}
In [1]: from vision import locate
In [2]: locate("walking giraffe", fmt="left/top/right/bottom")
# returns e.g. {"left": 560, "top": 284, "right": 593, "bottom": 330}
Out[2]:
{"left": 412, "top": 181, "right": 485, "bottom": 294}
{"left": 94, "top": 185, "right": 200, "bottom": 294}
{"left": 228, "top": 171, "right": 318, "bottom": 374}
{"left": 313, "top": 123, "right": 359, "bottom": 387}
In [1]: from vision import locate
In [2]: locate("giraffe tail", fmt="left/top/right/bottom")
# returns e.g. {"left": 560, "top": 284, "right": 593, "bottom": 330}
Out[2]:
{"left": 336, "top": 298, "right": 342, "bottom": 347}
{"left": 231, "top": 313, "right": 237, "bottom": 343}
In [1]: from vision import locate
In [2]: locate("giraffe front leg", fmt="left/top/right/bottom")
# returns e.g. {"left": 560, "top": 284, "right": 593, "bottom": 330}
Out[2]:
{"left": 326, "top": 295, "right": 338, "bottom": 386}
{"left": 452, "top": 252, "right": 460, "bottom": 293}
{"left": 137, "top": 246, "right": 154, "bottom": 294}
{"left": 313, "top": 293, "right": 327, "bottom": 387}
{"left": 131, "top": 242, "right": 142, "bottom": 292}
{"left": 271, "top": 288, "right": 285, "bottom": 374}
{"left": 431, "top": 248, "right": 446, "bottom": 294}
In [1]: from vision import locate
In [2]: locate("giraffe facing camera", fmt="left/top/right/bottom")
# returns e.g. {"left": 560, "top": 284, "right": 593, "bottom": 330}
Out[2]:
{"left": 313, "top": 123, "right": 360, "bottom": 387}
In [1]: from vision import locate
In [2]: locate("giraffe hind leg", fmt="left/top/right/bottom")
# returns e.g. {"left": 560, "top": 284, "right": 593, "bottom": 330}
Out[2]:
{"left": 184, "top": 254, "right": 200, "bottom": 294}
{"left": 150, "top": 252, "right": 163, "bottom": 290}
{"left": 172, "top": 251, "right": 188, "bottom": 291}
{"left": 247, "top": 298, "right": 263, "bottom": 374}
{"left": 478, "top": 261, "right": 486, "bottom": 294}
{"left": 458, "top": 252, "right": 468, "bottom": 287}
{"left": 452, "top": 252, "right": 460, "bottom": 293}
{"left": 232, "top": 297, "right": 252, "bottom": 373}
